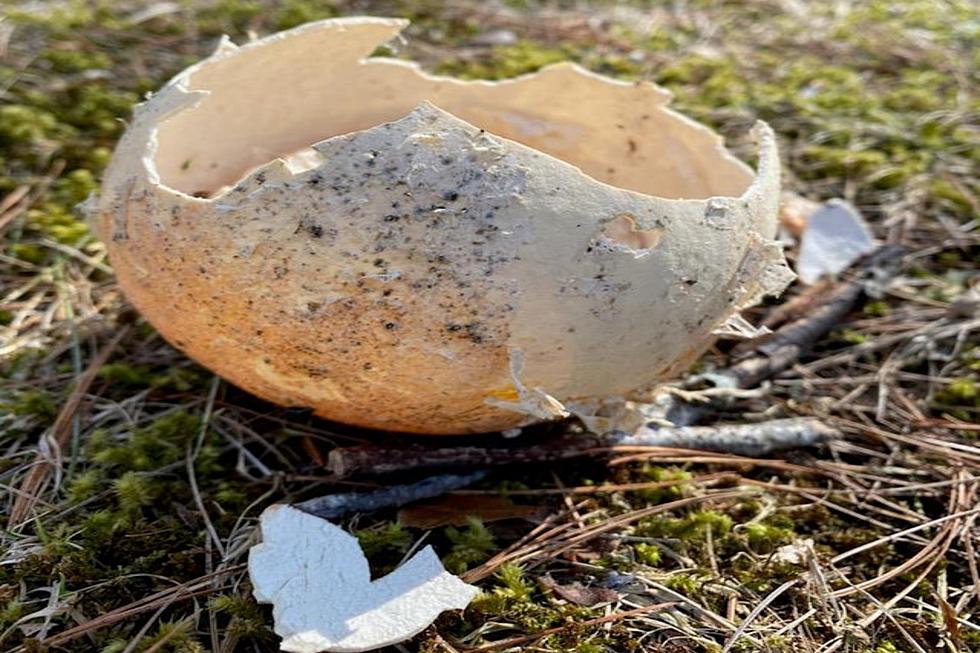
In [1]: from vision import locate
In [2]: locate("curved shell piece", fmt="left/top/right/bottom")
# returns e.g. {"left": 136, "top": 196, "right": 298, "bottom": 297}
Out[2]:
{"left": 94, "top": 17, "right": 792, "bottom": 435}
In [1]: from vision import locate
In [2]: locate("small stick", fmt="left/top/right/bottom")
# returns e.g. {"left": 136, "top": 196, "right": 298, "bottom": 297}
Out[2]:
{"left": 620, "top": 417, "right": 838, "bottom": 457}
{"left": 327, "top": 435, "right": 604, "bottom": 478}
{"left": 297, "top": 471, "right": 489, "bottom": 520}
{"left": 328, "top": 418, "right": 839, "bottom": 478}
{"left": 726, "top": 245, "right": 905, "bottom": 388}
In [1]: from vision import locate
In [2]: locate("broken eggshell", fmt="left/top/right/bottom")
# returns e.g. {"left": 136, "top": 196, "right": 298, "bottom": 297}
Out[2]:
{"left": 250, "top": 504, "right": 478, "bottom": 653}
{"left": 93, "top": 17, "right": 793, "bottom": 435}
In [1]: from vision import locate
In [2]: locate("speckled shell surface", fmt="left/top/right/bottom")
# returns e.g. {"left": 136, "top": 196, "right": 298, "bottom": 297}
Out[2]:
{"left": 94, "top": 17, "right": 792, "bottom": 434}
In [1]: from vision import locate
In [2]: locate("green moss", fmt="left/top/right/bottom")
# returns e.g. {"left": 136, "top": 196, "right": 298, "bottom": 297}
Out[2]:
{"left": 633, "top": 542, "right": 662, "bottom": 566}
{"left": 98, "top": 363, "right": 204, "bottom": 392}
{"left": 799, "top": 145, "right": 889, "bottom": 179}
{"left": 195, "top": 0, "right": 264, "bottom": 36}
{"left": 935, "top": 378, "right": 978, "bottom": 408}
{"left": 471, "top": 563, "right": 535, "bottom": 615}
{"left": 48, "top": 85, "right": 138, "bottom": 136}
{"left": 353, "top": 522, "right": 413, "bottom": 575}
{"left": 496, "top": 563, "right": 534, "bottom": 601}
{"left": 863, "top": 300, "right": 890, "bottom": 317}
{"left": 43, "top": 49, "right": 112, "bottom": 73}
{"left": 468, "top": 566, "right": 600, "bottom": 639}
{"left": 272, "top": 0, "right": 339, "bottom": 30}
{"left": 97, "top": 363, "right": 160, "bottom": 386}
{"left": 53, "top": 168, "right": 98, "bottom": 205}
{"left": 114, "top": 472, "right": 158, "bottom": 516}
{"left": 662, "top": 572, "right": 705, "bottom": 595}
{"left": 964, "top": 347, "right": 980, "bottom": 373}
{"left": 66, "top": 469, "right": 104, "bottom": 504}
{"left": 642, "top": 8, "right": 976, "bottom": 221}
{"left": 590, "top": 53, "right": 643, "bottom": 79}
{"left": 639, "top": 509, "right": 734, "bottom": 541}
{"left": 88, "top": 412, "right": 200, "bottom": 472}
{"left": 646, "top": 25, "right": 695, "bottom": 52}
{"left": 443, "top": 517, "right": 497, "bottom": 574}
{"left": 573, "top": 643, "right": 606, "bottom": 653}
{"left": 2, "top": 389, "right": 58, "bottom": 420}
{"left": 9, "top": 243, "right": 46, "bottom": 264}
{"left": 0, "top": 104, "right": 67, "bottom": 153}
{"left": 436, "top": 41, "right": 573, "bottom": 80}
{"left": 657, "top": 55, "right": 750, "bottom": 111}
{"left": 4, "top": 2, "right": 102, "bottom": 31}
{"left": 0, "top": 599, "right": 25, "bottom": 629}
{"left": 210, "top": 595, "right": 274, "bottom": 642}
{"left": 131, "top": 619, "right": 198, "bottom": 653}
{"left": 961, "top": 629, "right": 980, "bottom": 650}
{"left": 742, "top": 522, "right": 794, "bottom": 553}
{"left": 636, "top": 465, "right": 694, "bottom": 503}
{"left": 929, "top": 179, "right": 975, "bottom": 214}
{"left": 25, "top": 204, "right": 90, "bottom": 245}
{"left": 834, "top": 329, "right": 869, "bottom": 345}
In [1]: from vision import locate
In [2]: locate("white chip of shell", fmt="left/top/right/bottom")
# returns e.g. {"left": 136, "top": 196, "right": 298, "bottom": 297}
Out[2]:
{"left": 249, "top": 505, "right": 478, "bottom": 653}
{"left": 796, "top": 199, "right": 875, "bottom": 284}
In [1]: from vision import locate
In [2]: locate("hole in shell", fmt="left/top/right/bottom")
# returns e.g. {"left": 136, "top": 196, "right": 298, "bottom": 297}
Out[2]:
{"left": 598, "top": 214, "right": 664, "bottom": 252}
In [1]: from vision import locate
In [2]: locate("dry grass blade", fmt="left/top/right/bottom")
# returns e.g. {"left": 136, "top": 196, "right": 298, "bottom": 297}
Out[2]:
{"left": 721, "top": 579, "right": 797, "bottom": 653}
{"left": 9, "top": 326, "right": 130, "bottom": 528}
{"left": 0, "top": 185, "right": 31, "bottom": 232}
{"left": 463, "top": 489, "right": 751, "bottom": 582}
{"left": 461, "top": 602, "right": 680, "bottom": 652}
{"left": 450, "top": 471, "right": 737, "bottom": 496}
{"left": 24, "top": 566, "right": 244, "bottom": 651}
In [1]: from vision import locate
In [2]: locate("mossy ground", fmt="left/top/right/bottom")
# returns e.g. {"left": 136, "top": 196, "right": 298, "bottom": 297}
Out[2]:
{"left": 1, "top": 1, "right": 978, "bottom": 652}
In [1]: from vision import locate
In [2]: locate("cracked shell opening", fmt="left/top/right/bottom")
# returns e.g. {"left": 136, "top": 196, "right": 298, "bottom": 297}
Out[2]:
{"left": 151, "top": 18, "right": 754, "bottom": 200}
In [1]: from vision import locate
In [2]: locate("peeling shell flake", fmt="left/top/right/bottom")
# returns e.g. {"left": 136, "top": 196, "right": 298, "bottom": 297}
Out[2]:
{"left": 93, "top": 17, "right": 793, "bottom": 434}
{"left": 249, "top": 505, "right": 477, "bottom": 652}
{"left": 796, "top": 199, "right": 875, "bottom": 285}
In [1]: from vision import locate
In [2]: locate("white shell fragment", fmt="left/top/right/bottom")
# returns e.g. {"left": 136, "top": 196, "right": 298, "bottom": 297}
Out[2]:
{"left": 249, "top": 505, "right": 477, "bottom": 653}
{"left": 796, "top": 199, "right": 875, "bottom": 284}
{"left": 93, "top": 17, "right": 793, "bottom": 434}
{"left": 770, "top": 538, "right": 815, "bottom": 566}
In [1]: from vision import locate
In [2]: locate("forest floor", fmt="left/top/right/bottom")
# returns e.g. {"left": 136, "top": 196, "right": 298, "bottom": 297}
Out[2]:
{"left": 1, "top": 1, "right": 978, "bottom": 652}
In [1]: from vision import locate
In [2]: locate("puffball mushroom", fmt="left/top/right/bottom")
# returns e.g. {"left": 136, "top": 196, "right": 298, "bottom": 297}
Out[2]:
{"left": 93, "top": 17, "right": 793, "bottom": 435}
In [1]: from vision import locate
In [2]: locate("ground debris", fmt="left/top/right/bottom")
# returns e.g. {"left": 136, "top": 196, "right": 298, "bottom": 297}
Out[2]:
{"left": 398, "top": 494, "right": 542, "bottom": 529}
{"left": 539, "top": 576, "right": 620, "bottom": 606}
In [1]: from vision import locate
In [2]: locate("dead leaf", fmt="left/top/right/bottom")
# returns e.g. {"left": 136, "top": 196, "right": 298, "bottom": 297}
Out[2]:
{"left": 539, "top": 576, "right": 620, "bottom": 607}
{"left": 397, "top": 494, "right": 541, "bottom": 529}
{"left": 936, "top": 593, "right": 961, "bottom": 643}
